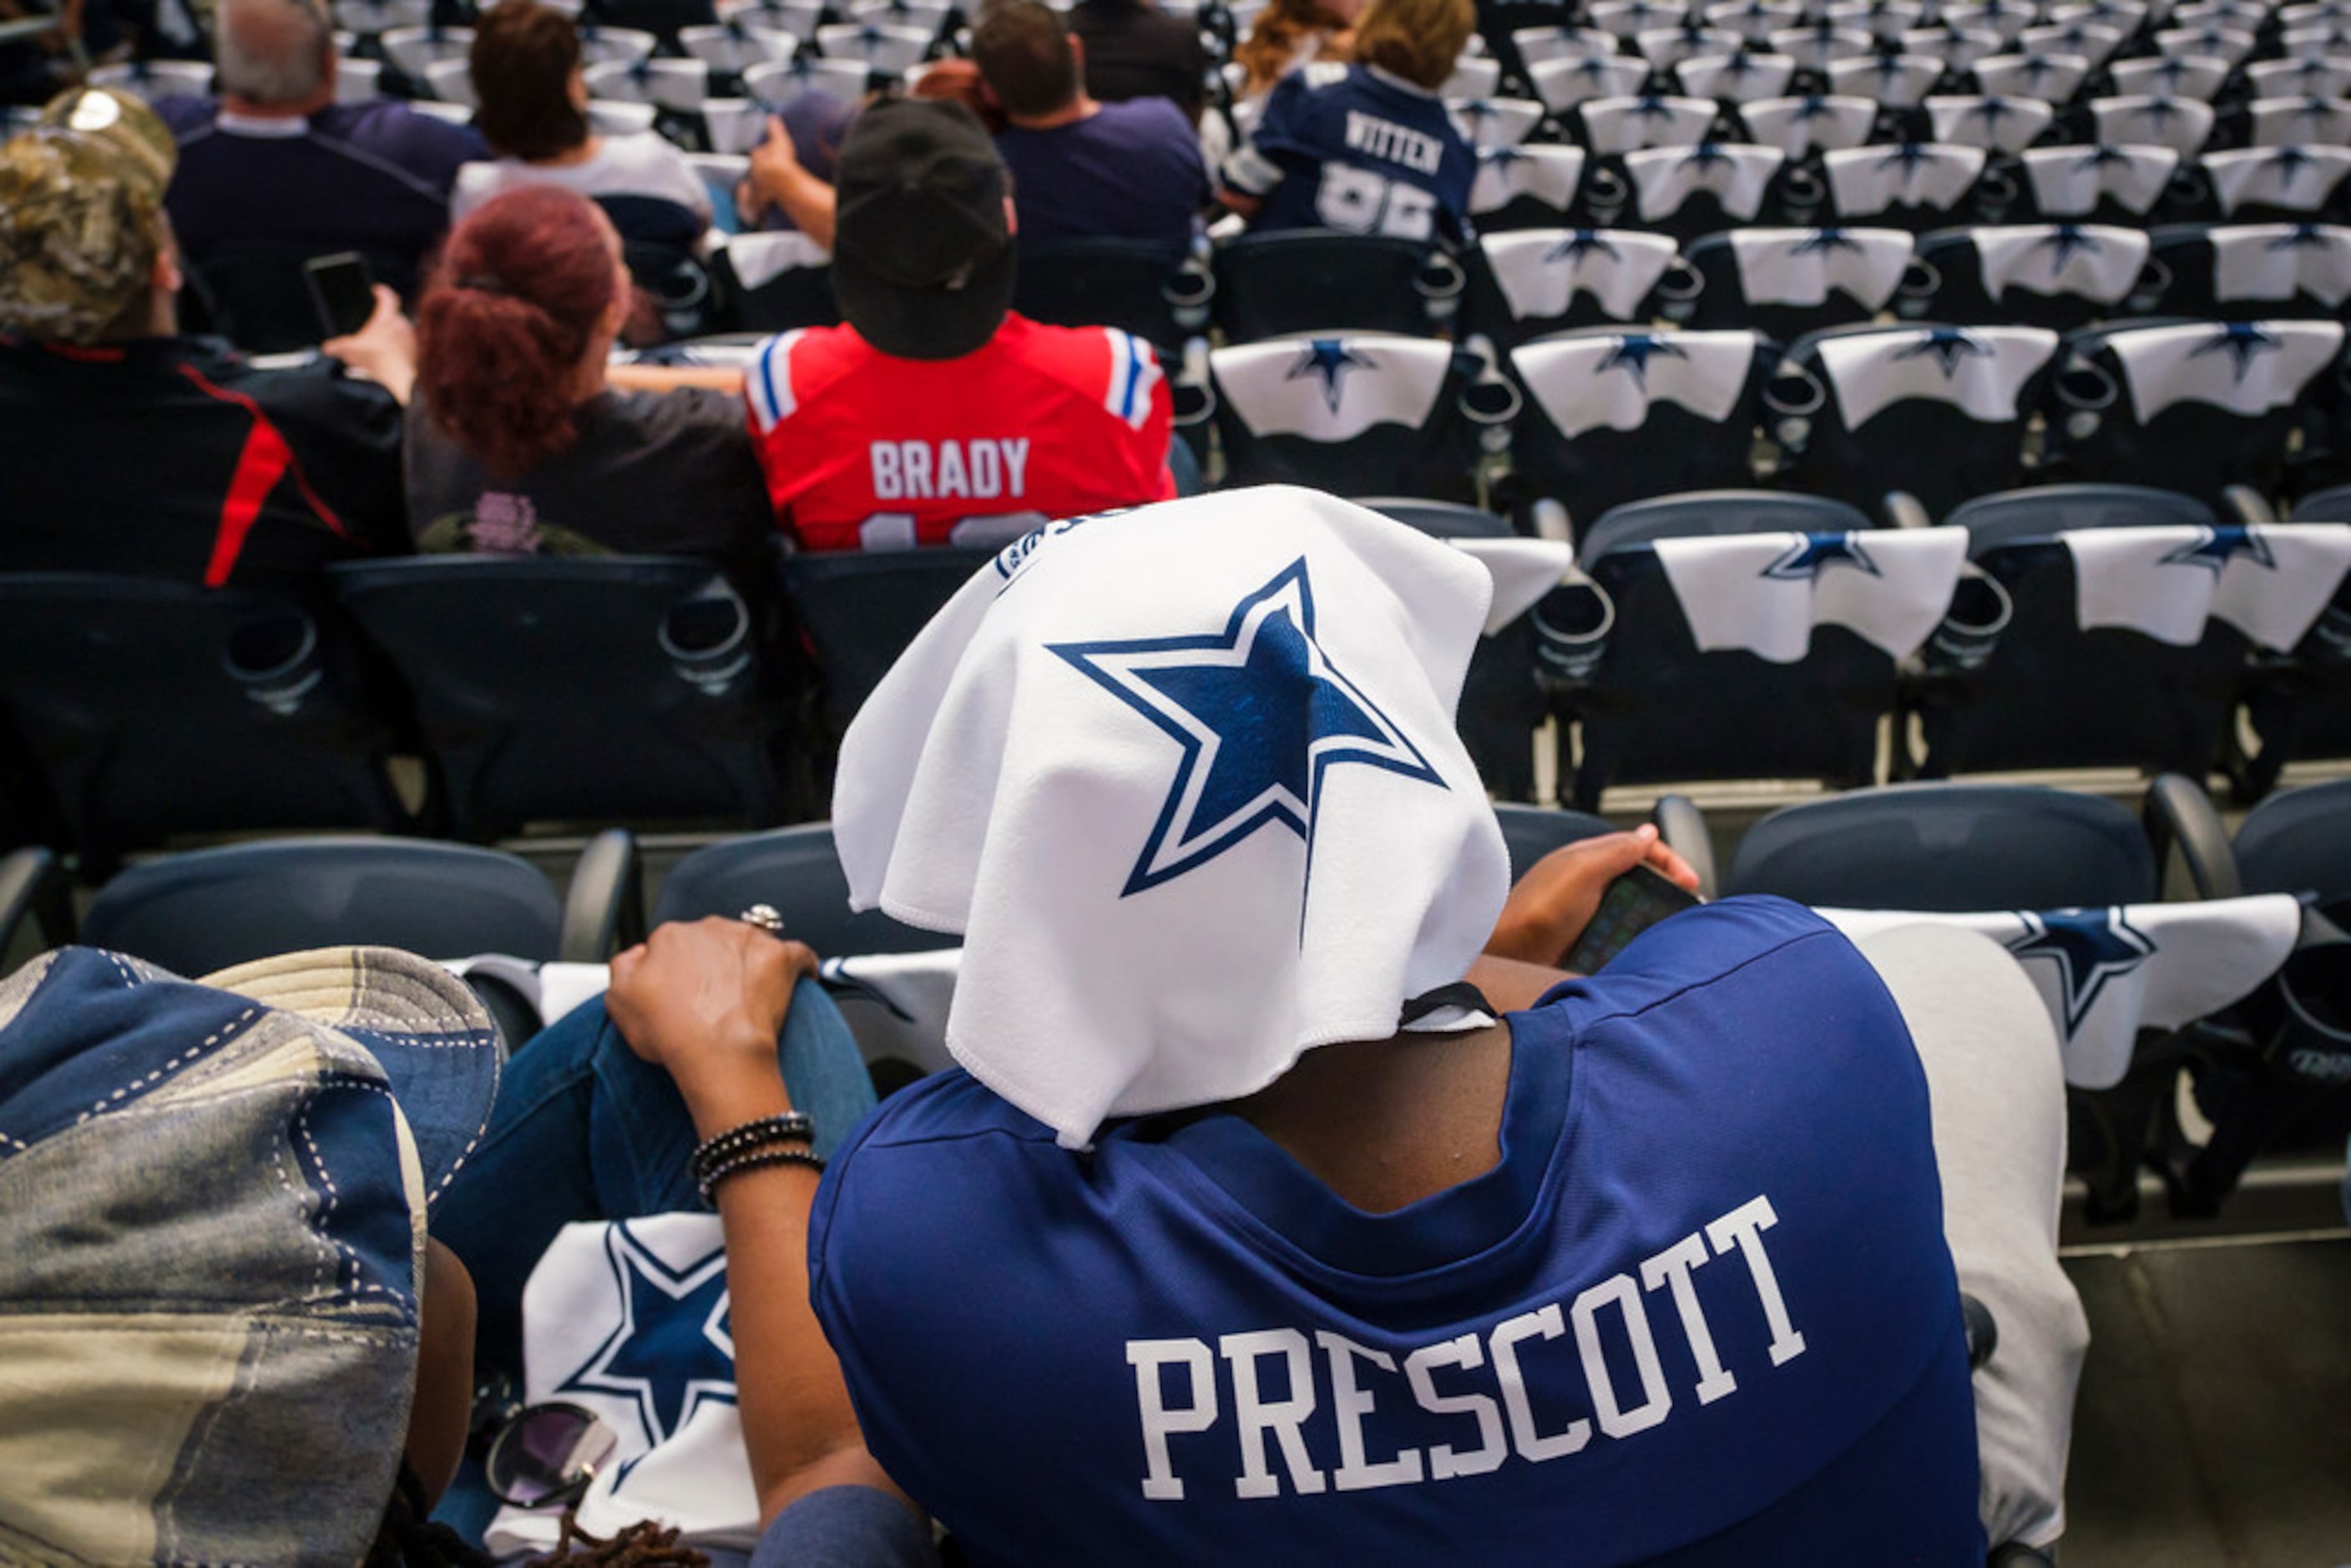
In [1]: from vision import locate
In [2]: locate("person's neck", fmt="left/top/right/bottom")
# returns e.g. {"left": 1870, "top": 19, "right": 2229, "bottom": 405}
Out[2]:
{"left": 221, "top": 89, "right": 331, "bottom": 119}
{"left": 1008, "top": 94, "right": 1100, "bottom": 129}
{"left": 539, "top": 133, "right": 604, "bottom": 166}
{"left": 1231, "top": 1022, "right": 1512, "bottom": 1213}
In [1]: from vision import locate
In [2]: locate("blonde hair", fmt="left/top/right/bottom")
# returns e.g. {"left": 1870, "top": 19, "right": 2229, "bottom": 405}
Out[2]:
{"left": 1352, "top": 0, "right": 1475, "bottom": 90}
{"left": 1235, "top": 0, "right": 1357, "bottom": 96}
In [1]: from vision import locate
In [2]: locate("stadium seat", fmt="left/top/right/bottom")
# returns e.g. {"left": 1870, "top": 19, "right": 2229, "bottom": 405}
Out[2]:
{"left": 2143, "top": 223, "right": 2351, "bottom": 322}
{"left": 1464, "top": 228, "right": 1686, "bottom": 346}
{"left": 77, "top": 832, "right": 644, "bottom": 976}
{"left": 2010, "top": 144, "right": 2183, "bottom": 227}
{"left": 653, "top": 820, "right": 954, "bottom": 953}
{"left": 329, "top": 557, "right": 796, "bottom": 838}
{"left": 1210, "top": 334, "right": 1514, "bottom": 502}
{"left": 1466, "top": 144, "right": 1591, "bottom": 232}
{"left": 1540, "top": 490, "right": 1927, "bottom": 807}
{"left": 1671, "top": 226, "right": 1915, "bottom": 341}
{"left": 1771, "top": 321, "right": 2056, "bottom": 517}
{"left": 1820, "top": 143, "right": 1990, "bottom": 231}
{"left": 1508, "top": 326, "right": 1779, "bottom": 538}
{"left": 2042, "top": 317, "right": 2347, "bottom": 506}
{"left": 0, "top": 574, "right": 412, "bottom": 866}
{"left": 1909, "top": 224, "right": 2157, "bottom": 331}
{"left": 1211, "top": 231, "right": 1467, "bottom": 341}
{"left": 777, "top": 547, "right": 993, "bottom": 741}
{"left": 1010, "top": 237, "right": 1213, "bottom": 359}
{"left": 0, "top": 846, "right": 71, "bottom": 959}
{"left": 1605, "top": 142, "right": 1788, "bottom": 244}
{"left": 1909, "top": 486, "right": 2279, "bottom": 779}
{"left": 711, "top": 230, "right": 838, "bottom": 332}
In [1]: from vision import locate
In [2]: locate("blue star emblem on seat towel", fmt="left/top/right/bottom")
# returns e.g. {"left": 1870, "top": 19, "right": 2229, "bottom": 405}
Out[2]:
{"left": 556, "top": 1224, "right": 736, "bottom": 1463}
{"left": 2003, "top": 908, "right": 2156, "bottom": 1038}
{"left": 1894, "top": 326, "right": 1993, "bottom": 375}
{"left": 1597, "top": 331, "right": 1686, "bottom": 389}
{"left": 2190, "top": 321, "right": 2282, "bottom": 383}
{"left": 1051, "top": 559, "right": 1445, "bottom": 899}
{"left": 2035, "top": 225, "right": 2102, "bottom": 267}
{"left": 1792, "top": 225, "right": 1863, "bottom": 255}
{"left": 1284, "top": 339, "right": 1378, "bottom": 415}
{"left": 1546, "top": 229, "right": 1621, "bottom": 265}
{"left": 2159, "top": 524, "right": 2277, "bottom": 574}
{"left": 1762, "top": 531, "right": 1881, "bottom": 579}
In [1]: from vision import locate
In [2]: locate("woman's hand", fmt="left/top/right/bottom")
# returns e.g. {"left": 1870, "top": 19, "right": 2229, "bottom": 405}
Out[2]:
{"left": 606, "top": 917, "right": 818, "bottom": 1131}
{"left": 320, "top": 283, "right": 418, "bottom": 406}
{"left": 1483, "top": 825, "right": 1701, "bottom": 969}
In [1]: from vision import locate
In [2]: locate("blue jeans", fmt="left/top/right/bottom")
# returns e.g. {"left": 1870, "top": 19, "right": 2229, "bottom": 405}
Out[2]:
{"left": 431, "top": 980, "right": 875, "bottom": 1538}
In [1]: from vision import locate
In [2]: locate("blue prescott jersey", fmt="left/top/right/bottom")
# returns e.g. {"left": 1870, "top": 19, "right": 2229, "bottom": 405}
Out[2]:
{"left": 1226, "top": 64, "right": 1478, "bottom": 247}
{"left": 808, "top": 898, "right": 1984, "bottom": 1565}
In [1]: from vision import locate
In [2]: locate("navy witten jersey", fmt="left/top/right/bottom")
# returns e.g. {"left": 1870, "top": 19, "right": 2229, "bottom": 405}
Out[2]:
{"left": 1225, "top": 64, "right": 1479, "bottom": 247}
{"left": 808, "top": 898, "right": 1985, "bottom": 1565}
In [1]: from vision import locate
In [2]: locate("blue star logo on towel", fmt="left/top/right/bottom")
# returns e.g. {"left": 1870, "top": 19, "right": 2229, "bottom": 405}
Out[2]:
{"left": 1681, "top": 142, "right": 1736, "bottom": 175}
{"left": 1967, "top": 96, "right": 2020, "bottom": 130}
{"left": 2036, "top": 225, "right": 2103, "bottom": 267}
{"left": 1894, "top": 326, "right": 1993, "bottom": 376}
{"left": 556, "top": 1224, "right": 736, "bottom": 1463}
{"left": 2018, "top": 55, "right": 2066, "bottom": 88}
{"left": 1791, "top": 94, "right": 1838, "bottom": 121}
{"left": 2159, "top": 524, "right": 2277, "bottom": 574}
{"left": 1597, "top": 332, "right": 1687, "bottom": 389}
{"left": 2268, "top": 224, "right": 2335, "bottom": 252}
{"left": 2266, "top": 145, "right": 2318, "bottom": 188}
{"left": 2004, "top": 908, "right": 2156, "bottom": 1038}
{"left": 1792, "top": 226, "right": 1863, "bottom": 254}
{"left": 1052, "top": 559, "right": 1444, "bottom": 898}
{"left": 2191, "top": 321, "right": 2282, "bottom": 382}
{"left": 1876, "top": 141, "right": 1937, "bottom": 184}
{"left": 1546, "top": 229, "right": 1621, "bottom": 264}
{"left": 1762, "top": 531, "right": 1882, "bottom": 579}
{"left": 1627, "top": 94, "right": 1677, "bottom": 119}
{"left": 1284, "top": 339, "right": 1378, "bottom": 415}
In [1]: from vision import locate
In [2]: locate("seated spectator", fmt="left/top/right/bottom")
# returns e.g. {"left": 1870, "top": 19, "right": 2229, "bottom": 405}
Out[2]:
{"left": 452, "top": 0, "right": 711, "bottom": 245}
{"left": 0, "top": 86, "right": 414, "bottom": 589}
{"left": 407, "top": 185, "right": 773, "bottom": 581}
{"left": 973, "top": 0, "right": 1208, "bottom": 253}
{"left": 0, "top": 930, "right": 925, "bottom": 1565}
{"left": 1068, "top": 0, "right": 1208, "bottom": 124}
{"left": 743, "top": 99, "right": 1175, "bottom": 552}
{"left": 155, "top": 0, "right": 486, "bottom": 301}
{"left": 796, "top": 488, "right": 2082, "bottom": 1560}
{"left": 1221, "top": 0, "right": 1477, "bottom": 246}
{"left": 1232, "top": 0, "right": 1363, "bottom": 101}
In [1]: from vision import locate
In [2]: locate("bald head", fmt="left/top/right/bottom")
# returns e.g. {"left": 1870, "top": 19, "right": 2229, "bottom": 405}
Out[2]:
{"left": 216, "top": 0, "right": 335, "bottom": 114}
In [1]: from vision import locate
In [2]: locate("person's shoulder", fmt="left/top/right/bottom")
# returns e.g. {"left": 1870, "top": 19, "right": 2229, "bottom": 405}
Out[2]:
{"left": 153, "top": 94, "right": 220, "bottom": 138}
{"left": 1098, "top": 94, "right": 1196, "bottom": 143}
{"left": 994, "top": 316, "right": 1166, "bottom": 427}
{"left": 745, "top": 322, "right": 867, "bottom": 432}
{"left": 316, "top": 99, "right": 487, "bottom": 160}
{"left": 847, "top": 1066, "right": 1057, "bottom": 1156}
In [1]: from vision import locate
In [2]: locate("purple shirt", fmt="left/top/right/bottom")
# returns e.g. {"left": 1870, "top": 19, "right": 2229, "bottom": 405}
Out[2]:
{"left": 995, "top": 97, "right": 1208, "bottom": 252}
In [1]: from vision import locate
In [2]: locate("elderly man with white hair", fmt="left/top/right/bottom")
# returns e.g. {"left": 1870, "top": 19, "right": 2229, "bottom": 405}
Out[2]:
{"left": 155, "top": 0, "right": 483, "bottom": 298}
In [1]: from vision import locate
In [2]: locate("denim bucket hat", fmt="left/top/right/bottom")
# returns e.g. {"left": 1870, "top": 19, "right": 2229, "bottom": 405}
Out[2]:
{"left": 0, "top": 944, "right": 499, "bottom": 1564}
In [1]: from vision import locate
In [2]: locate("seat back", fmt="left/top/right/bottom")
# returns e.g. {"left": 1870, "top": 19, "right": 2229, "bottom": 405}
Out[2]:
{"left": 1821, "top": 144, "right": 1992, "bottom": 232}
{"left": 711, "top": 230, "right": 840, "bottom": 333}
{"left": 1910, "top": 223, "right": 2156, "bottom": 331}
{"left": 2044, "top": 317, "right": 2347, "bottom": 505}
{"left": 1492, "top": 802, "right": 1620, "bottom": 878}
{"left": 0, "top": 574, "right": 407, "bottom": 862}
{"left": 1914, "top": 536, "right": 2253, "bottom": 776}
{"left": 1944, "top": 482, "right": 2216, "bottom": 551}
{"left": 1724, "top": 781, "right": 2159, "bottom": 908}
{"left": 1672, "top": 227, "right": 1914, "bottom": 341}
{"left": 1464, "top": 228, "right": 1685, "bottom": 347}
{"left": 1466, "top": 143, "right": 1591, "bottom": 231}
{"left": 2143, "top": 222, "right": 2351, "bottom": 323}
{"left": 1211, "top": 231, "right": 1465, "bottom": 342}
{"left": 1010, "top": 237, "right": 1211, "bottom": 359}
{"left": 1511, "top": 328, "right": 1778, "bottom": 537}
{"left": 654, "top": 821, "right": 952, "bottom": 953}
{"left": 2233, "top": 776, "right": 2351, "bottom": 898}
{"left": 1775, "top": 321, "right": 2055, "bottom": 516}
{"left": 2012, "top": 144, "right": 2185, "bottom": 227}
{"left": 184, "top": 244, "right": 412, "bottom": 354}
{"left": 1607, "top": 144, "right": 1788, "bottom": 244}
{"left": 778, "top": 547, "right": 993, "bottom": 738}
{"left": 82, "top": 837, "right": 568, "bottom": 974}
{"left": 330, "top": 556, "right": 788, "bottom": 837}
{"left": 1211, "top": 334, "right": 1504, "bottom": 502}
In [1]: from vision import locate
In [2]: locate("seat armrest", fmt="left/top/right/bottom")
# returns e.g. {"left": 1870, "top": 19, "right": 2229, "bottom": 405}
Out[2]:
{"left": 562, "top": 827, "right": 646, "bottom": 962}
{"left": 2142, "top": 772, "right": 2238, "bottom": 901}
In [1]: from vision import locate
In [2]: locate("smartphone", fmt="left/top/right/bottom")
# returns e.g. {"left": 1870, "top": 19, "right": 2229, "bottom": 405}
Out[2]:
{"left": 1559, "top": 863, "right": 1704, "bottom": 974}
{"left": 302, "top": 251, "right": 377, "bottom": 340}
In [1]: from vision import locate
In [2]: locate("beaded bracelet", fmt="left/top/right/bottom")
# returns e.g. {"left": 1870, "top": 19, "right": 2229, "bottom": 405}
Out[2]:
{"left": 690, "top": 1113, "right": 813, "bottom": 1186}
{"left": 700, "top": 1144, "right": 826, "bottom": 1204}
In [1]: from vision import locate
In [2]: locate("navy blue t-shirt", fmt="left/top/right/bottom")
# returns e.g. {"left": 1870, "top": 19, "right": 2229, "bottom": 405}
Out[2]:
{"left": 1223, "top": 63, "right": 1476, "bottom": 246}
{"left": 996, "top": 97, "right": 1209, "bottom": 251}
{"left": 810, "top": 898, "right": 1984, "bottom": 1566}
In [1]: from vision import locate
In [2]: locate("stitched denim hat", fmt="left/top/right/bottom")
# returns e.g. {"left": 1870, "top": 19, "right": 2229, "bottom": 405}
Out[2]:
{"left": 0, "top": 944, "right": 500, "bottom": 1564}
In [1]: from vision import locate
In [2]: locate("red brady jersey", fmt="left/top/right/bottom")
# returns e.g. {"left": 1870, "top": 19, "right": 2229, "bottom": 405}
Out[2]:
{"left": 744, "top": 314, "right": 1176, "bottom": 552}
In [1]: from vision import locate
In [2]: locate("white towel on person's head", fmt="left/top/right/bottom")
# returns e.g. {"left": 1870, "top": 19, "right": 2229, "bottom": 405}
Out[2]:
{"left": 831, "top": 489, "right": 1512, "bottom": 1148}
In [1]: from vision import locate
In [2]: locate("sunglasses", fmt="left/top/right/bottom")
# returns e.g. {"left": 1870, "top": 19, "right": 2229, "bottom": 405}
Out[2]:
{"left": 484, "top": 1401, "right": 622, "bottom": 1509}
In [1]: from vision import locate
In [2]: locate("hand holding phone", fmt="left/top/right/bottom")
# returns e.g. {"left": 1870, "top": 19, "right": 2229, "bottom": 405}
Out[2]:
{"left": 1558, "top": 862, "right": 1704, "bottom": 975}
{"left": 302, "top": 251, "right": 377, "bottom": 341}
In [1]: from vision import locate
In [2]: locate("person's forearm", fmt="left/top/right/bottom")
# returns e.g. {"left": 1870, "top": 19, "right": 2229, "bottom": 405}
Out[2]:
{"left": 744, "top": 164, "right": 838, "bottom": 250}
{"left": 606, "top": 362, "right": 748, "bottom": 394}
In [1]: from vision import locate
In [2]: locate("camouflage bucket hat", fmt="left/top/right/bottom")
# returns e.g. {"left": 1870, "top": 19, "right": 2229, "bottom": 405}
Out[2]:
{"left": 0, "top": 87, "right": 179, "bottom": 345}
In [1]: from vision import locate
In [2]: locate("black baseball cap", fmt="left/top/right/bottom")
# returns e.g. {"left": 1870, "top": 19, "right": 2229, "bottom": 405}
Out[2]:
{"left": 829, "top": 97, "right": 1016, "bottom": 361}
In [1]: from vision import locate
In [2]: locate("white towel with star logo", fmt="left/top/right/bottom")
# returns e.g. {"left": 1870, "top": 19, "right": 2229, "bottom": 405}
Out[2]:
{"left": 1481, "top": 228, "right": 1681, "bottom": 321}
{"left": 1814, "top": 323, "right": 2057, "bottom": 430}
{"left": 1739, "top": 94, "right": 1880, "bottom": 156}
{"left": 2204, "top": 144, "right": 2351, "bottom": 215}
{"left": 2020, "top": 144, "right": 2176, "bottom": 216}
{"left": 1469, "top": 143, "right": 1587, "bottom": 215}
{"left": 2061, "top": 521, "right": 2351, "bottom": 648}
{"left": 2101, "top": 316, "right": 2343, "bottom": 420}
{"left": 1624, "top": 142, "right": 1785, "bottom": 221}
{"left": 1649, "top": 527, "right": 1968, "bottom": 661}
{"left": 1727, "top": 225, "right": 1913, "bottom": 306}
{"left": 485, "top": 1214, "right": 757, "bottom": 1557}
{"left": 1208, "top": 335, "right": 1457, "bottom": 443}
{"left": 1512, "top": 327, "right": 1760, "bottom": 438}
{"left": 2209, "top": 224, "right": 2351, "bottom": 307}
{"left": 831, "top": 489, "right": 1511, "bottom": 1147}
{"left": 1973, "top": 223, "right": 2150, "bottom": 302}
{"left": 1822, "top": 897, "right": 2303, "bottom": 1086}
{"left": 1823, "top": 142, "right": 1988, "bottom": 217}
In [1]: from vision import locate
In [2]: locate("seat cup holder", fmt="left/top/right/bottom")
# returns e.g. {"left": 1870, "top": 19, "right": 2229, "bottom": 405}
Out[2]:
{"left": 2053, "top": 355, "right": 2116, "bottom": 440}
{"left": 1893, "top": 255, "right": 1940, "bottom": 316}
{"left": 1417, "top": 250, "right": 1469, "bottom": 325}
{"left": 1924, "top": 569, "right": 2013, "bottom": 673}
{"left": 225, "top": 609, "right": 324, "bottom": 717}
{"left": 1762, "top": 362, "right": 1826, "bottom": 451}
{"left": 1533, "top": 578, "right": 1616, "bottom": 683}
{"left": 1653, "top": 255, "right": 1704, "bottom": 321}
{"left": 2268, "top": 907, "right": 2351, "bottom": 1086}
{"left": 1170, "top": 379, "right": 1216, "bottom": 429}
{"left": 1161, "top": 264, "right": 1216, "bottom": 331}
{"left": 661, "top": 586, "right": 753, "bottom": 696}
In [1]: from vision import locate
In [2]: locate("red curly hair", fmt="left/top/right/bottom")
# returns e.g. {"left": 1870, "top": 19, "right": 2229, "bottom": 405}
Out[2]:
{"left": 417, "top": 185, "right": 620, "bottom": 478}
